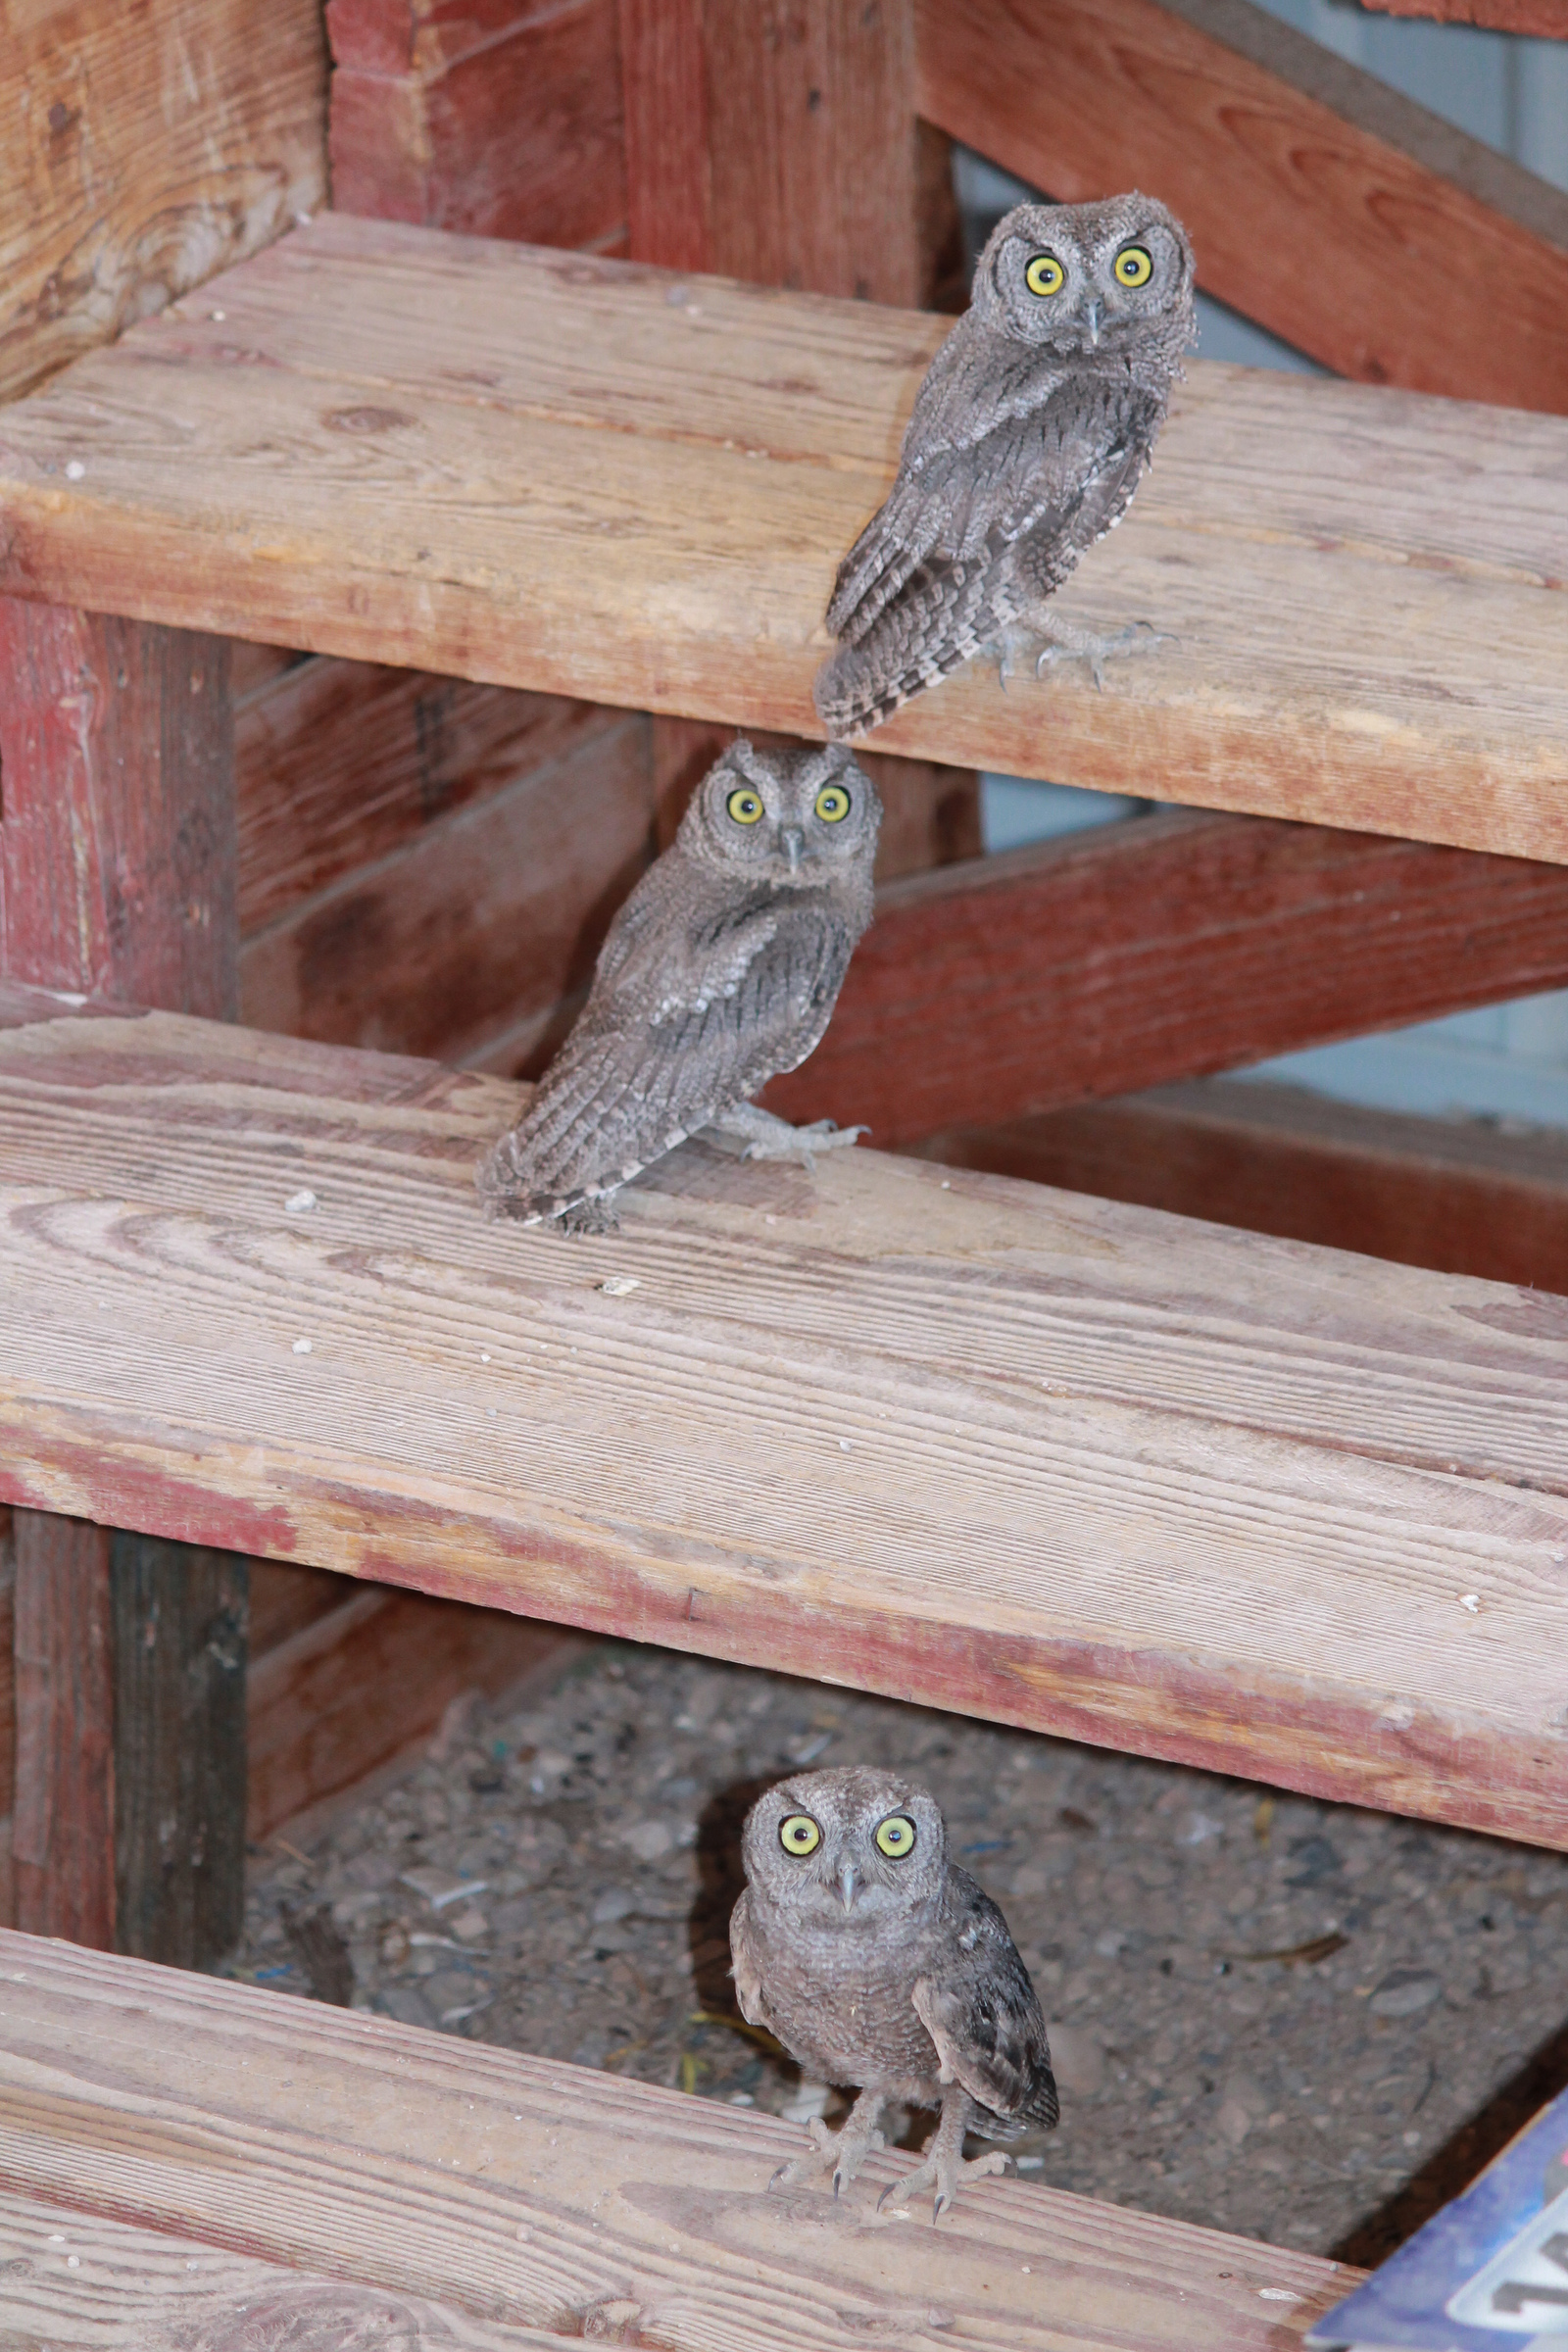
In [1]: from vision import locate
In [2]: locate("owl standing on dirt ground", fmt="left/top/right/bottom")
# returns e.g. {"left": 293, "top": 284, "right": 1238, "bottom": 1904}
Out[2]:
{"left": 814, "top": 193, "right": 1196, "bottom": 740}
{"left": 477, "top": 740, "right": 881, "bottom": 1230}
{"left": 731, "top": 1767, "right": 1058, "bottom": 2221}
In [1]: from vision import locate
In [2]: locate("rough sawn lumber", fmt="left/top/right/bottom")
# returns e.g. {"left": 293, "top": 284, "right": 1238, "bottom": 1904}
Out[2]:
{"left": 767, "top": 809, "right": 1568, "bottom": 1147}
{"left": 914, "top": 0, "right": 1568, "bottom": 412}
{"left": 0, "top": 985, "right": 1565, "bottom": 1849}
{"left": 1, "top": 217, "right": 1566, "bottom": 862}
{"left": 0, "top": 1933, "right": 1356, "bottom": 2349}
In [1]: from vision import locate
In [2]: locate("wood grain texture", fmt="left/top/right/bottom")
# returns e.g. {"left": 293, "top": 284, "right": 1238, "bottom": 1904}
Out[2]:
{"left": 1362, "top": 0, "right": 1568, "bottom": 27}
{"left": 621, "top": 0, "right": 921, "bottom": 304}
{"left": 247, "top": 1586, "right": 580, "bottom": 1839}
{"left": 112, "top": 1538, "right": 248, "bottom": 1970}
{"left": 329, "top": 0, "right": 627, "bottom": 252}
{"left": 915, "top": 1079, "right": 1568, "bottom": 1298}
{"left": 0, "top": 2187, "right": 558, "bottom": 2351}
{"left": 11, "top": 1513, "right": 115, "bottom": 1947}
{"left": 914, "top": 0, "right": 1568, "bottom": 411}
{"left": 0, "top": 0, "right": 326, "bottom": 405}
{"left": 0, "top": 605, "right": 236, "bottom": 1015}
{"left": 0, "top": 1933, "right": 1356, "bottom": 2349}
{"left": 238, "top": 710, "right": 654, "bottom": 1065}
{"left": 3, "top": 220, "right": 1565, "bottom": 859}
{"left": 1, "top": 989, "right": 1567, "bottom": 1847}
{"left": 0, "top": 1511, "right": 13, "bottom": 1829}
{"left": 236, "top": 657, "right": 627, "bottom": 935}
{"left": 766, "top": 810, "right": 1568, "bottom": 1145}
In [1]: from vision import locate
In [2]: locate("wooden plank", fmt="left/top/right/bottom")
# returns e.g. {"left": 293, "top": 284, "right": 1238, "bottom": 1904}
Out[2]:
{"left": 766, "top": 809, "right": 1568, "bottom": 1146}
{"left": 0, "top": 1511, "right": 15, "bottom": 1931}
{"left": 0, "top": 2186, "right": 561, "bottom": 2351}
{"left": 236, "top": 657, "right": 626, "bottom": 936}
{"left": 11, "top": 1514, "right": 115, "bottom": 1948}
{"left": 620, "top": 0, "right": 922, "bottom": 306}
{"left": 0, "top": 0, "right": 326, "bottom": 405}
{"left": 0, "top": 989, "right": 1566, "bottom": 1848}
{"left": 0, "top": 1934, "right": 1355, "bottom": 2349}
{"left": 914, "top": 1079, "right": 1568, "bottom": 1298}
{"left": 0, "top": 606, "right": 236, "bottom": 1014}
{"left": 239, "top": 709, "right": 654, "bottom": 1066}
{"left": 247, "top": 1586, "right": 580, "bottom": 1839}
{"left": 2, "top": 220, "right": 1565, "bottom": 861}
{"left": 1363, "top": 0, "right": 1568, "bottom": 25}
{"left": 328, "top": 0, "right": 627, "bottom": 252}
{"left": 111, "top": 1538, "right": 247, "bottom": 1969}
{"left": 914, "top": 0, "right": 1568, "bottom": 412}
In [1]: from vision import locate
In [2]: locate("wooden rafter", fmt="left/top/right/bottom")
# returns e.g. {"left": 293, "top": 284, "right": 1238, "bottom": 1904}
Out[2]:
{"left": 768, "top": 809, "right": 1568, "bottom": 1146}
{"left": 914, "top": 0, "right": 1568, "bottom": 411}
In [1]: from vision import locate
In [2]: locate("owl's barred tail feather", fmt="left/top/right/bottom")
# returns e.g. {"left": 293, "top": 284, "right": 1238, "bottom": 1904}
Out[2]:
{"left": 812, "top": 557, "right": 1017, "bottom": 741}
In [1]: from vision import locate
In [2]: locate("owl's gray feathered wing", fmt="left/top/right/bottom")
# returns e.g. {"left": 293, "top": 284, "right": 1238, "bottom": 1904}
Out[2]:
{"left": 729, "top": 1886, "right": 775, "bottom": 2033}
{"left": 479, "top": 870, "right": 859, "bottom": 1217}
{"left": 911, "top": 1870, "right": 1058, "bottom": 2140}
{"left": 817, "top": 355, "right": 1162, "bottom": 738}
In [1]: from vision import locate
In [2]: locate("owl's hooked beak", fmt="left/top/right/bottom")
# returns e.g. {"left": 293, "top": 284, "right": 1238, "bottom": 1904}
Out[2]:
{"left": 1085, "top": 299, "right": 1102, "bottom": 348}
{"left": 780, "top": 823, "right": 806, "bottom": 873}
{"left": 837, "top": 1859, "right": 859, "bottom": 1911}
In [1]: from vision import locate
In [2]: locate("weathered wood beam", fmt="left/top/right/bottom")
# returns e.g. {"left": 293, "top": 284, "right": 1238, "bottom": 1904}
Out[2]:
{"left": 619, "top": 0, "right": 924, "bottom": 306}
{"left": 1364, "top": 0, "right": 1567, "bottom": 24}
{"left": 327, "top": 0, "right": 627, "bottom": 252}
{"left": 2, "top": 986, "right": 1566, "bottom": 1849}
{"left": 767, "top": 808, "right": 1568, "bottom": 1146}
{"left": 0, "top": 1933, "right": 1351, "bottom": 2348}
{"left": 10, "top": 1515, "right": 115, "bottom": 1947}
{"left": 0, "top": 0, "right": 326, "bottom": 404}
{"left": 913, "top": 0, "right": 1568, "bottom": 411}
{"left": 618, "top": 0, "right": 979, "bottom": 864}
{"left": 0, "top": 602, "right": 246, "bottom": 1961}
{"left": 112, "top": 1538, "right": 248, "bottom": 1968}
{"left": 4, "top": 220, "right": 1564, "bottom": 860}
{"left": 917, "top": 1079, "right": 1568, "bottom": 1297}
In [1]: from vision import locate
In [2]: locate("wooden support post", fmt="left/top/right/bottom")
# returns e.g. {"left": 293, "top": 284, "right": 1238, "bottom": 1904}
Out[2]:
{"left": 112, "top": 1538, "right": 248, "bottom": 1967}
{"left": 618, "top": 0, "right": 981, "bottom": 850}
{"left": 11, "top": 1514, "right": 115, "bottom": 1947}
{"left": 0, "top": 600, "right": 247, "bottom": 1961}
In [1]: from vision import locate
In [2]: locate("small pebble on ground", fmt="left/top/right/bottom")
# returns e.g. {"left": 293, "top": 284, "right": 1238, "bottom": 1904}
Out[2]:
{"left": 224, "top": 1642, "right": 1568, "bottom": 2262}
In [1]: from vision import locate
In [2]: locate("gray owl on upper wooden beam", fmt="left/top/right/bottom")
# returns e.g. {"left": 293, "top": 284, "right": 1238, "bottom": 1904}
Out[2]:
{"left": 732, "top": 1767, "right": 1058, "bottom": 2221}
{"left": 477, "top": 740, "right": 880, "bottom": 1231}
{"left": 814, "top": 193, "right": 1196, "bottom": 740}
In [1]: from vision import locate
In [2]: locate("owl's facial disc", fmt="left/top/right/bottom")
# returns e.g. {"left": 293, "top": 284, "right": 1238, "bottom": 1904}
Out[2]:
{"left": 686, "top": 741, "right": 879, "bottom": 887}
{"left": 745, "top": 1767, "right": 946, "bottom": 1927}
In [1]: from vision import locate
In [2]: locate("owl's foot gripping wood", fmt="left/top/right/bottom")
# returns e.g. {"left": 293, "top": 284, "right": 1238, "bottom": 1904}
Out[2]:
{"left": 702, "top": 1102, "right": 867, "bottom": 1169}
{"left": 768, "top": 2088, "right": 886, "bottom": 2198}
{"left": 992, "top": 614, "right": 1171, "bottom": 694}
{"left": 878, "top": 2092, "right": 1009, "bottom": 2223}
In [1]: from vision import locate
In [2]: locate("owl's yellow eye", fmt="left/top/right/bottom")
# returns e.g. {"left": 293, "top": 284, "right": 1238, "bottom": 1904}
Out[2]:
{"left": 779, "top": 1813, "right": 822, "bottom": 1857}
{"left": 1024, "top": 253, "right": 1064, "bottom": 299}
{"left": 1114, "top": 244, "right": 1153, "bottom": 288}
{"left": 726, "top": 786, "right": 764, "bottom": 825}
{"left": 873, "top": 1814, "right": 916, "bottom": 1860}
{"left": 814, "top": 784, "right": 851, "bottom": 823}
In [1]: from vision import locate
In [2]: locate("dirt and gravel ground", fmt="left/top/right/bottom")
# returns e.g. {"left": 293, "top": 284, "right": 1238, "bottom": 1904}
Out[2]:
{"left": 225, "top": 1639, "right": 1568, "bottom": 2264}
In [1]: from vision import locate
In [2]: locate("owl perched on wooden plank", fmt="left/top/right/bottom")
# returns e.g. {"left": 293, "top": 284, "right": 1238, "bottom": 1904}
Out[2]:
{"left": 732, "top": 1767, "right": 1058, "bottom": 2221}
{"left": 477, "top": 741, "right": 880, "bottom": 1229}
{"left": 814, "top": 193, "right": 1196, "bottom": 740}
